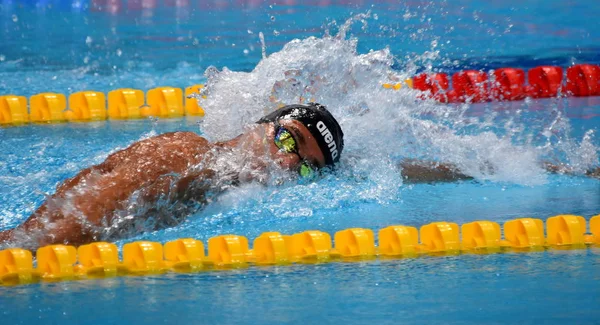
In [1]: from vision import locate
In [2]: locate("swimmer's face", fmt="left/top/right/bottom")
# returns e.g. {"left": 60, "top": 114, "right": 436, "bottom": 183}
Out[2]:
{"left": 266, "top": 119, "right": 326, "bottom": 172}
{"left": 234, "top": 120, "right": 326, "bottom": 182}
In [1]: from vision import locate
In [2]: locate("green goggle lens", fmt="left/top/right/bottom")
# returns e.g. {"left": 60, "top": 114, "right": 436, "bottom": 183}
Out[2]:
{"left": 274, "top": 126, "right": 316, "bottom": 178}
{"left": 299, "top": 163, "right": 314, "bottom": 178}
{"left": 274, "top": 128, "right": 297, "bottom": 153}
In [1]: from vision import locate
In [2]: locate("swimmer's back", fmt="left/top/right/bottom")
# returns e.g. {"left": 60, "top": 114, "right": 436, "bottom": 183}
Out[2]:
{"left": 99, "top": 131, "right": 211, "bottom": 178}
{"left": 1, "top": 132, "right": 214, "bottom": 248}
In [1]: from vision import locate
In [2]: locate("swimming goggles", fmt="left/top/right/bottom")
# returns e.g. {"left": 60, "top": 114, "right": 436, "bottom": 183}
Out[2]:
{"left": 273, "top": 123, "right": 317, "bottom": 178}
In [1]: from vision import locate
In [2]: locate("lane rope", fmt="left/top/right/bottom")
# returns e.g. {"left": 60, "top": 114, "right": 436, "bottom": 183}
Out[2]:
{"left": 1, "top": 214, "right": 599, "bottom": 286}
{"left": 1, "top": 64, "right": 600, "bottom": 125}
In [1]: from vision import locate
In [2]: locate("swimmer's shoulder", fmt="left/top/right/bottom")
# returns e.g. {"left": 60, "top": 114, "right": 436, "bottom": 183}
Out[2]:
{"left": 152, "top": 131, "right": 209, "bottom": 144}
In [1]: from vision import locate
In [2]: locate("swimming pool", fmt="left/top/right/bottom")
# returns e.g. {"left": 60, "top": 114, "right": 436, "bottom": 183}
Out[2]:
{"left": 1, "top": 0, "right": 600, "bottom": 324}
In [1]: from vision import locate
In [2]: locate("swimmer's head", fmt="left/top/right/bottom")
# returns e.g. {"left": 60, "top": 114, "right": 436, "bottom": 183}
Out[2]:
{"left": 257, "top": 103, "right": 344, "bottom": 167}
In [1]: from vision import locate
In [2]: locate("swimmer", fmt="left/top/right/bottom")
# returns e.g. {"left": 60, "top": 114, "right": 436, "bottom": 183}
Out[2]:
{"left": 0, "top": 103, "right": 344, "bottom": 250}
{"left": 0, "top": 102, "right": 598, "bottom": 250}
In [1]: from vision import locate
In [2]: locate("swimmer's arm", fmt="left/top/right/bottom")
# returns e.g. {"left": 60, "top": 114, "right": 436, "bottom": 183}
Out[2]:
{"left": 587, "top": 168, "right": 600, "bottom": 179}
{"left": 543, "top": 163, "right": 600, "bottom": 179}
{"left": 173, "top": 169, "right": 217, "bottom": 202}
{"left": 0, "top": 168, "right": 217, "bottom": 248}
{"left": 399, "top": 159, "right": 472, "bottom": 183}
{"left": 399, "top": 159, "right": 600, "bottom": 183}
{"left": 0, "top": 164, "right": 105, "bottom": 247}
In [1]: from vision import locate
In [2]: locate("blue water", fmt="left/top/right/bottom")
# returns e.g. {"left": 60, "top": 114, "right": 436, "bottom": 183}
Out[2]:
{"left": 2, "top": 250, "right": 600, "bottom": 324}
{"left": 2, "top": 0, "right": 600, "bottom": 97}
{"left": 2, "top": 1, "right": 600, "bottom": 324}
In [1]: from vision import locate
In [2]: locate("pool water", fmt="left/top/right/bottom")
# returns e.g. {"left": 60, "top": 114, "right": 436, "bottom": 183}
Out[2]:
{"left": 1, "top": 1, "right": 600, "bottom": 324}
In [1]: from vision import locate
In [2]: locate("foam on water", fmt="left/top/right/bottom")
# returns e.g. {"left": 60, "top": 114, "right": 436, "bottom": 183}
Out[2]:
{"left": 197, "top": 14, "right": 598, "bottom": 189}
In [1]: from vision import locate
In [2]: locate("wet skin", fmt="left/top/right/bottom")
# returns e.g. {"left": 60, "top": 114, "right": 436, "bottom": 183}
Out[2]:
{"left": 0, "top": 121, "right": 326, "bottom": 249}
{"left": 0, "top": 122, "right": 598, "bottom": 249}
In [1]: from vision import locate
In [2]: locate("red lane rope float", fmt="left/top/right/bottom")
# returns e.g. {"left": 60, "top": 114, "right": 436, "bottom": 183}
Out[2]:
{"left": 566, "top": 64, "right": 600, "bottom": 97}
{"left": 412, "top": 63, "right": 600, "bottom": 103}
{"left": 527, "top": 66, "right": 564, "bottom": 98}
{"left": 1, "top": 65, "right": 600, "bottom": 126}
{"left": 490, "top": 68, "right": 526, "bottom": 101}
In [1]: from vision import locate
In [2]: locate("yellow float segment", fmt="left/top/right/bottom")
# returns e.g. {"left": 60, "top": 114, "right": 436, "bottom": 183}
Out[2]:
{"left": 36, "top": 245, "right": 77, "bottom": 280}
{"left": 0, "top": 95, "right": 28, "bottom": 125}
{"left": 208, "top": 235, "right": 249, "bottom": 266}
{"left": 546, "top": 215, "right": 586, "bottom": 246}
{"left": 30, "top": 93, "right": 67, "bottom": 123}
{"left": 288, "top": 230, "right": 332, "bottom": 261}
{"left": 378, "top": 225, "right": 419, "bottom": 256}
{"left": 108, "top": 88, "right": 145, "bottom": 119}
{"left": 67, "top": 91, "right": 107, "bottom": 121}
{"left": 590, "top": 215, "right": 600, "bottom": 244}
{"left": 420, "top": 222, "right": 460, "bottom": 252}
{"left": 461, "top": 221, "right": 501, "bottom": 250}
{"left": 77, "top": 242, "right": 120, "bottom": 277}
{"left": 122, "top": 241, "right": 167, "bottom": 274}
{"left": 185, "top": 84, "right": 206, "bottom": 116}
{"left": 381, "top": 79, "right": 413, "bottom": 90}
{"left": 251, "top": 232, "right": 291, "bottom": 265}
{"left": 164, "top": 238, "right": 206, "bottom": 271}
{"left": 0, "top": 248, "right": 37, "bottom": 285}
{"left": 503, "top": 218, "right": 545, "bottom": 248}
{"left": 145, "top": 87, "right": 184, "bottom": 117}
{"left": 334, "top": 228, "right": 375, "bottom": 257}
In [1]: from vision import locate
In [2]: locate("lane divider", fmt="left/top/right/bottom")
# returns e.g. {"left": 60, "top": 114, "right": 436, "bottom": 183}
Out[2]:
{"left": 405, "top": 63, "right": 600, "bottom": 103}
{"left": 1, "top": 64, "right": 599, "bottom": 126}
{"left": 1, "top": 214, "right": 599, "bottom": 286}
{"left": 0, "top": 85, "right": 206, "bottom": 125}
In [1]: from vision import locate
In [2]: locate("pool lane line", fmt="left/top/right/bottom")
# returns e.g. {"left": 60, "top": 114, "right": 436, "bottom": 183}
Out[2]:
{"left": 2, "top": 64, "right": 600, "bottom": 125}
{"left": 1, "top": 214, "right": 599, "bottom": 286}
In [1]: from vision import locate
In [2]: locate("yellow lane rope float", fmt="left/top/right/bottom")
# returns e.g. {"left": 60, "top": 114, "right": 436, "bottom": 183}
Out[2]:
{"left": 3, "top": 63, "right": 600, "bottom": 126}
{"left": 0, "top": 85, "right": 207, "bottom": 125}
{"left": 1, "top": 214, "right": 599, "bottom": 286}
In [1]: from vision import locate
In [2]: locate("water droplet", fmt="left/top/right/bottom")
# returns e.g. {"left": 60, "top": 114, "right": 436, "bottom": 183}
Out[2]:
{"left": 116, "top": 49, "right": 122, "bottom": 57}
{"left": 243, "top": 49, "right": 249, "bottom": 55}
{"left": 259, "top": 32, "right": 267, "bottom": 59}
{"left": 373, "top": 14, "right": 378, "bottom": 20}
{"left": 205, "top": 66, "right": 220, "bottom": 79}
{"left": 85, "top": 36, "right": 93, "bottom": 46}
{"left": 270, "top": 16, "right": 276, "bottom": 21}
{"left": 11, "top": 15, "right": 18, "bottom": 23}
{"left": 247, "top": 29, "right": 253, "bottom": 34}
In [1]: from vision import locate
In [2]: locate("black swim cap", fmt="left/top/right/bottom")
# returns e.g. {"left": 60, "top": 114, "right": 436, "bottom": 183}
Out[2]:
{"left": 257, "top": 103, "right": 344, "bottom": 166}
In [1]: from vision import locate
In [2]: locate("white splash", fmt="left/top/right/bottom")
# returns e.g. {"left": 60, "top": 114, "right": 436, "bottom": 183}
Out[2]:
{"left": 196, "top": 14, "right": 598, "bottom": 188}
